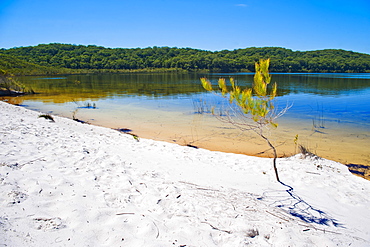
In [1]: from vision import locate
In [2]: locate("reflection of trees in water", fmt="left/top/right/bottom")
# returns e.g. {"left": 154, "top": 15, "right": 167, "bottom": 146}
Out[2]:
{"left": 272, "top": 74, "right": 370, "bottom": 96}
{"left": 14, "top": 73, "right": 370, "bottom": 104}
{"left": 2, "top": 96, "right": 25, "bottom": 105}
{"left": 16, "top": 73, "right": 205, "bottom": 103}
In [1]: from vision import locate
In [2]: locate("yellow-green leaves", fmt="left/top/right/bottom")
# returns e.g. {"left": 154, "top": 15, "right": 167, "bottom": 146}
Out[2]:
{"left": 200, "top": 59, "right": 278, "bottom": 127}
{"left": 200, "top": 77, "right": 213, "bottom": 91}
{"left": 255, "top": 58, "right": 271, "bottom": 85}
{"left": 199, "top": 59, "right": 283, "bottom": 182}
{"left": 294, "top": 134, "right": 299, "bottom": 145}
{"left": 270, "top": 122, "right": 278, "bottom": 128}
{"left": 253, "top": 58, "right": 272, "bottom": 97}
{"left": 218, "top": 78, "right": 227, "bottom": 96}
{"left": 200, "top": 59, "right": 284, "bottom": 182}
{"left": 270, "top": 82, "right": 277, "bottom": 99}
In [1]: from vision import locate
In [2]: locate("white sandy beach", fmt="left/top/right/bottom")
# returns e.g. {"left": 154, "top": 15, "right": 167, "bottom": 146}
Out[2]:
{"left": 1, "top": 100, "right": 370, "bottom": 246}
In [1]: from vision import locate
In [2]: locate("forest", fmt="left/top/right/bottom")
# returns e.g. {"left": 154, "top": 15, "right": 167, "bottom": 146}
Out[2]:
{"left": 1, "top": 43, "right": 370, "bottom": 75}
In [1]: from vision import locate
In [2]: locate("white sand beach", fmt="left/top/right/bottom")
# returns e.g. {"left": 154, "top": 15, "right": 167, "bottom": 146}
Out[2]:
{"left": 1, "top": 100, "right": 370, "bottom": 246}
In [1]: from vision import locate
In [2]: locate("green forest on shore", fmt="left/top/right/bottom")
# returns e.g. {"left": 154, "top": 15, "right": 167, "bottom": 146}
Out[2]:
{"left": 1, "top": 43, "right": 370, "bottom": 75}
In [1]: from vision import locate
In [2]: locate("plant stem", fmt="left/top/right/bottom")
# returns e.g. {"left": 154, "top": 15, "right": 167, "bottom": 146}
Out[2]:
{"left": 260, "top": 133, "right": 280, "bottom": 182}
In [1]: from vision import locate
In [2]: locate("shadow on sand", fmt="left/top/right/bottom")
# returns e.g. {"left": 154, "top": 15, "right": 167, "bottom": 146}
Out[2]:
{"left": 258, "top": 181, "right": 343, "bottom": 227}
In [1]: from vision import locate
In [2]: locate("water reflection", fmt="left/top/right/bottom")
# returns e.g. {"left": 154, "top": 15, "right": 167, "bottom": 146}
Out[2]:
{"left": 14, "top": 73, "right": 370, "bottom": 101}
{"left": 17, "top": 73, "right": 205, "bottom": 103}
{"left": 271, "top": 73, "right": 370, "bottom": 96}
{"left": 11, "top": 73, "right": 370, "bottom": 129}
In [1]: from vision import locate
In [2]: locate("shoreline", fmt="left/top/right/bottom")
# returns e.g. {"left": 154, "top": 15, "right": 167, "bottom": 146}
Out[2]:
{"left": 1, "top": 101, "right": 370, "bottom": 246}
{"left": 34, "top": 101, "right": 369, "bottom": 180}
{"left": 108, "top": 121, "right": 370, "bottom": 181}
{"left": 4, "top": 92, "right": 369, "bottom": 171}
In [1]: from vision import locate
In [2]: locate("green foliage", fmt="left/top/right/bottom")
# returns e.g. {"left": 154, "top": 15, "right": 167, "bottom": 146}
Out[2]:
{"left": 0, "top": 54, "right": 71, "bottom": 75}
{"left": 201, "top": 59, "right": 278, "bottom": 128}
{"left": 1, "top": 44, "right": 370, "bottom": 75}
{"left": 201, "top": 59, "right": 285, "bottom": 182}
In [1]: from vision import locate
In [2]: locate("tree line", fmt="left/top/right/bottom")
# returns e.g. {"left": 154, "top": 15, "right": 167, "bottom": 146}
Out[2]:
{"left": 1, "top": 43, "right": 370, "bottom": 74}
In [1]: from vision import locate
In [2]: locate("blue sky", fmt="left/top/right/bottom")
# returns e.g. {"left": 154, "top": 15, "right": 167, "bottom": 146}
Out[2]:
{"left": 1, "top": 0, "right": 369, "bottom": 54}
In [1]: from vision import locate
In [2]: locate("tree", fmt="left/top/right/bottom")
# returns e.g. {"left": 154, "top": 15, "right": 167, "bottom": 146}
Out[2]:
{"left": 200, "top": 59, "right": 287, "bottom": 182}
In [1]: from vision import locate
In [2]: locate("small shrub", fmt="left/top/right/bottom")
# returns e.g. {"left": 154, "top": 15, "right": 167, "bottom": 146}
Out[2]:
{"left": 128, "top": 133, "right": 140, "bottom": 142}
{"left": 298, "top": 145, "right": 319, "bottom": 159}
{"left": 246, "top": 228, "right": 259, "bottom": 238}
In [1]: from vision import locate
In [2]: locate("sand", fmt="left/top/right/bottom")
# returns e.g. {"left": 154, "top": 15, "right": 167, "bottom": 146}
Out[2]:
{"left": 1, "top": 101, "right": 369, "bottom": 246}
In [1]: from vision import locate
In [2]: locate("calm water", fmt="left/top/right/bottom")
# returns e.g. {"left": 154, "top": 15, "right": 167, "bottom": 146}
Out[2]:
{"left": 4, "top": 73, "right": 370, "bottom": 166}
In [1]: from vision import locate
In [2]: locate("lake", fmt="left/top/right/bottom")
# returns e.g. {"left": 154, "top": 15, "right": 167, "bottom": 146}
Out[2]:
{"left": 4, "top": 73, "right": 370, "bottom": 167}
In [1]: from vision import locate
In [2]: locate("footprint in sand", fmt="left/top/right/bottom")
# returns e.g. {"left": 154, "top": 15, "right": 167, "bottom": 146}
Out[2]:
{"left": 33, "top": 217, "right": 66, "bottom": 231}
{"left": 7, "top": 190, "right": 28, "bottom": 205}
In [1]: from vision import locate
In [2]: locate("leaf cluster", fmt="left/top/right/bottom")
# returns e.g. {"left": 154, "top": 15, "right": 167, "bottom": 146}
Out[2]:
{"left": 201, "top": 59, "right": 278, "bottom": 128}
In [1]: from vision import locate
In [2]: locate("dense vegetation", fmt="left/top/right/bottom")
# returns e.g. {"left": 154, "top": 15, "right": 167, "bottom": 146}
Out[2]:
{"left": 1, "top": 43, "right": 370, "bottom": 75}
{"left": 0, "top": 54, "right": 72, "bottom": 75}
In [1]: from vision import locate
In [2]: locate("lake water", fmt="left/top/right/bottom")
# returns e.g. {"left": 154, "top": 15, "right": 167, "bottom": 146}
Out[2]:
{"left": 4, "top": 73, "right": 370, "bottom": 166}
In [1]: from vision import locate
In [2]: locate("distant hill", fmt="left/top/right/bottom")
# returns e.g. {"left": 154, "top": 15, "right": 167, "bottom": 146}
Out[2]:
{"left": 1, "top": 44, "right": 370, "bottom": 74}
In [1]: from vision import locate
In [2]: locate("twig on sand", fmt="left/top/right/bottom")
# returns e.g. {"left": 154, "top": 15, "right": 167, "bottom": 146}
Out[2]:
{"left": 152, "top": 221, "right": 160, "bottom": 239}
{"left": 306, "top": 171, "right": 321, "bottom": 175}
{"left": 201, "top": 221, "right": 232, "bottom": 234}
{"left": 297, "top": 223, "right": 342, "bottom": 235}
{"left": 178, "top": 181, "right": 220, "bottom": 192}
{"left": 266, "top": 210, "right": 290, "bottom": 222}
{"left": 196, "top": 187, "right": 219, "bottom": 191}
{"left": 6, "top": 157, "right": 45, "bottom": 169}
{"left": 116, "top": 212, "right": 135, "bottom": 215}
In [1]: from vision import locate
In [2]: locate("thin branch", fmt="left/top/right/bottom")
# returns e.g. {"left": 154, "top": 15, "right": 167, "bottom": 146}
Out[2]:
{"left": 201, "top": 221, "right": 232, "bottom": 234}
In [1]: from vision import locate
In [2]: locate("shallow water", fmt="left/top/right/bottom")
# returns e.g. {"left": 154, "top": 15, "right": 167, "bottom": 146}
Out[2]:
{"left": 3, "top": 72, "right": 370, "bottom": 166}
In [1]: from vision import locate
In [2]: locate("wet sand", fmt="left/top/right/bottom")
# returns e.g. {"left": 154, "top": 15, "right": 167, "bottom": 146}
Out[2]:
{"left": 69, "top": 103, "right": 370, "bottom": 169}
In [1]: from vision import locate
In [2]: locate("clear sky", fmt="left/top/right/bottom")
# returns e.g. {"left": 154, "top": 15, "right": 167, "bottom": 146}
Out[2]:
{"left": 1, "top": 0, "right": 369, "bottom": 54}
